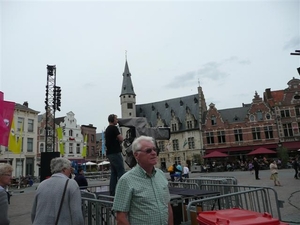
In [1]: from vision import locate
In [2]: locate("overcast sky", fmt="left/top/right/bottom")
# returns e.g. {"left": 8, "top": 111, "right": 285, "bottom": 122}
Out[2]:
{"left": 1, "top": 0, "right": 299, "bottom": 132}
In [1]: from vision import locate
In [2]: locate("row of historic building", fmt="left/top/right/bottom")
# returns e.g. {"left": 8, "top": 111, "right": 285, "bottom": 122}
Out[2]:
{"left": 1, "top": 60, "right": 300, "bottom": 177}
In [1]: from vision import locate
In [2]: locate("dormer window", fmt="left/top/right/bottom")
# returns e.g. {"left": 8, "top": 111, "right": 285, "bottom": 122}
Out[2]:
{"left": 211, "top": 115, "right": 217, "bottom": 125}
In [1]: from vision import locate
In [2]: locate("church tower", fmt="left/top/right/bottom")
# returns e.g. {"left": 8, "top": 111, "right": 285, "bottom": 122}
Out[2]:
{"left": 120, "top": 60, "right": 136, "bottom": 118}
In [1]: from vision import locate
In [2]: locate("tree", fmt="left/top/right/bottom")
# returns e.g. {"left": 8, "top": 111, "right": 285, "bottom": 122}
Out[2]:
{"left": 277, "top": 146, "right": 289, "bottom": 168}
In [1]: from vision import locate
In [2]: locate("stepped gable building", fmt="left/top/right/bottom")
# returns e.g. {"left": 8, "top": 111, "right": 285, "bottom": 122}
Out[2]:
{"left": 203, "top": 92, "right": 279, "bottom": 161}
{"left": 119, "top": 60, "right": 207, "bottom": 170}
{"left": 264, "top": 77, "right": 300, "bottom": 153}
{"left": 54, "top": 111, "right": 85, "bottom": 163}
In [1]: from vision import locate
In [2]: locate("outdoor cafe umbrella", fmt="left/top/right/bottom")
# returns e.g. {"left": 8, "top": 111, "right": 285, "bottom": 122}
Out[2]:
{"left": 98, "top": 160, "right": 110, "bottom": 166}
{"left": 84, "top": 161, "right": 97, "bottom": 165}
{"left": 247, "top": 147, "right": 276, "bottom": 156}
{"left": 203, "top": 151, "right": 229, "bottom": 159}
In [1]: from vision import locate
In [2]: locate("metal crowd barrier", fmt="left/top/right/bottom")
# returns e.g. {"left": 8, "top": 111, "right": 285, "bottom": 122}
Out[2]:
{"left": 183, "top": 187, "right": 282, "bottom": 225}
{"left": 185, "top": 177, "right": 229, "bottom": 188}
{"left": 168, "top": 182, "right": 199, "bottom": 189}
{"left": 80, "top": 184, "right": 110, "bottom": 193}
{"left": 196, "top": 175, "right": 238, "bottom": 185}
{"left": 81, "top": 193, "right": 116, "bottom": 225}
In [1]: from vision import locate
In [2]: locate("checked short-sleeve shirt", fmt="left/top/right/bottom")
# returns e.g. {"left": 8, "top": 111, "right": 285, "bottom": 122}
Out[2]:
{"left": 112, "top": 164, "right": 170, "bottom": 225}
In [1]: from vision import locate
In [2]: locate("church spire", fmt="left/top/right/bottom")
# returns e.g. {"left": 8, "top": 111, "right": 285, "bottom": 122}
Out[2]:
{"left": 120, "top": 60, "right": 136, "bottom": 97}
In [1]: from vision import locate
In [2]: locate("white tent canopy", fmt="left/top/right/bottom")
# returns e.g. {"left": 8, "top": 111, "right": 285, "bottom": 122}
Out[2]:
{"left": 83, "top": 161, "right": 97, "bottom": 165}
{"left": 98, "top": 161, "right": 110, "bottom": 166}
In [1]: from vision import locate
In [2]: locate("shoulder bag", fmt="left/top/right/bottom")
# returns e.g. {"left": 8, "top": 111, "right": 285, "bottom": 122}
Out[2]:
{"left": 55, "top": 179, "right": 69, "bottom": 225}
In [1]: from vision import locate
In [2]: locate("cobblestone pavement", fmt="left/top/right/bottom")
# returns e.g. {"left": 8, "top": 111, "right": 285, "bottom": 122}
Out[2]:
{"left": 7, "top": 168, "right": 300, "bottom": 225}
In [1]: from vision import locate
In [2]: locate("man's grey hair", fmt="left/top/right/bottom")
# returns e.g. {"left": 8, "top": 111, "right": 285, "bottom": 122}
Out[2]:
{"left": 0, "top": 163, "right": 13, "bottom": 176}
{"left": 132, "top": 136, "right": 155, "bottom": 153}
{"left": 50, "top": 158, "right": 71, "bottom": 174}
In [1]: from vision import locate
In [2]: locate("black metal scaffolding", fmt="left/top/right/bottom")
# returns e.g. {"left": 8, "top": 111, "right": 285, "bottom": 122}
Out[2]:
{"left": 45, "top": 65, "right": 56, "bottom": 152}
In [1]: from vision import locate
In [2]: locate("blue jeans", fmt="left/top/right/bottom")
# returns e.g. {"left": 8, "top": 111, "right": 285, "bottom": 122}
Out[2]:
{"left": 107, "top": 152, "right": 125, "bottom": 196}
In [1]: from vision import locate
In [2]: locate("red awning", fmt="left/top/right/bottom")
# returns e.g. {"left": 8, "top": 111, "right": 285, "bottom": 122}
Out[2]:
{"left": 247, "top": 147, "right": 276, "bottom": 155}
{"left": 203, "top": 151, "right": 229, "bottom": 159}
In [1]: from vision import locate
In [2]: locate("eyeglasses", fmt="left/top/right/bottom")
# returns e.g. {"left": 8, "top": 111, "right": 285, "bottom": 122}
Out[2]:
{"left": 137, "top": 147, "right": 157, "bottom": 154}
{"left": 1, "top": 174, "right": 12, "bottom": 177}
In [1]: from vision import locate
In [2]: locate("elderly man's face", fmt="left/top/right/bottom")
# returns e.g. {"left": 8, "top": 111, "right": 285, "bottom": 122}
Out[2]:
{"left": 135, "top": 140, "right": 158, "bottom": 166}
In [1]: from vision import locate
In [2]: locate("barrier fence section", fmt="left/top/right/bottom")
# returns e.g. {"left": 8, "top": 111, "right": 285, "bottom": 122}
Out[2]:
{"left": 81, "top": 194, "right": 116, "bottom": 225}
{"left": 196, "top": 175, "right": 238, "bottom": 185}
{"left": 80, "top": 184, "right": 110, "bottom": 193}
{"left": 168, "top": 182, "right": 199, "bottom": 189}
{"left": 183, "top": 188, "right": 282, "bottom": 225}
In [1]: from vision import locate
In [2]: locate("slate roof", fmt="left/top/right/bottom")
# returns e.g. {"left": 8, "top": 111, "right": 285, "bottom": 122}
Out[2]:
{"left": 217, "top": 104, "right": 251, "bottom": 123}
{"left": 15, "top": 103, "right": 39, "bottom": 114}
{"left": 120, "top": 60, "right": 135, "bottom": 96}
{"left": 136, "top": 94, "right": 199, "bottom": 130}
{"left": 54, "top": 116, "right": 65, "bottom": 125}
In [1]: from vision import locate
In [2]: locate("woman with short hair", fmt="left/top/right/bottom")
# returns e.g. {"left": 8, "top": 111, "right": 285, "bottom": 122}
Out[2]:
{"left": 31, "top": 158, "right": 84, "bottom": 225}
{"left": 0, "top": 163, "right": 13, "bottom": 225}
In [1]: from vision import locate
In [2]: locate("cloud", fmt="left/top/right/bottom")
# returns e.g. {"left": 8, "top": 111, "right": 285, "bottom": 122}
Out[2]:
{"left": 197, "top": 62, "right": 228, "bottom": 80}
{"left": 283, "top": 36, "right": 300, "bottom": 50}
{"left": 165, "top": 71, "right": 197, "bottom": 88}
{"left": 164, "top": 56, "right": 250, "bottom": 89}
{"left": 82, "top": 82, "right": 96, "bottom": 88}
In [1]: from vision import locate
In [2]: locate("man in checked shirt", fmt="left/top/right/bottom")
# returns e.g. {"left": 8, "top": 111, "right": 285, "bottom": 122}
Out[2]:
{"left": 112, "top": 135, "right": 173, "bottom": 225}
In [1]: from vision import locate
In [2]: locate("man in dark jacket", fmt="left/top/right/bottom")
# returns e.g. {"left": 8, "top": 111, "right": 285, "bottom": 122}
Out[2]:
{"left": 293, "top": 157, "right": 299, "bottom": 179}
{"left": 253, "top": 157, "right": 260, "bottom": 180}
{"left": 74, "top": 168, "right": 88, "bottom": 188}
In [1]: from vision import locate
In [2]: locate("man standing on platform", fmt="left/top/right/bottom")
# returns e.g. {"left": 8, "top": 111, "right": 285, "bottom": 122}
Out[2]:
{"left": 105, "top": 114, "right": 125, "bottom": 196}
{"left": 113, "top": 136, "right": 173, "bottom": 225}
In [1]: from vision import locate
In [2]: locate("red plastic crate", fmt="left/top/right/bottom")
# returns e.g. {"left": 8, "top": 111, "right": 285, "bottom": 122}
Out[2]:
{"left": 197, "top": 208, "right": 289, "bottom": 225}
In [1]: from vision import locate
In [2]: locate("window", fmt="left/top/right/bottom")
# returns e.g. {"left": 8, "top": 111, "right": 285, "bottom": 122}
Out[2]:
{"left": 188, "top": 137, "right": 195, "bottom": 149}
{"left": 249, "top": 115, "right": 255, "bottom": 122}
{"left": 281, "top": 109, "right": 290, "bottom": 118}
{"left": 28, "top": 119, "right": 34, "bottom": 132}
{"left": 39, "top": 128, "right": 44, "bottom": 135}
{"left": 283, "top": 123, "right": 293, "bottom": 137}
{"left": 265, "top": 113, "right": 271, "bottom": 120}
{"left": 40, "top": 143, "right": 44, "bottom": 153}
{"left": 234, "top": 129, "right": 243, "bottom": 142}
{"left": 264, "top": 126, "right": 273, "bottom": 139}
{"left": 252, "top": 127, "right": 261, "bottom": 140}
{"left": 187, "top": 121, "right": 193, "bottom": 129}
{"left": 17, "top": 137, "right": 24, "bottom": 152}
{"left": 69, "top": 130, "right": 73, "bottom": 137}
{"left": 17, "top": 117, "right": 24, "bottom": 131}
{"left": 174, "top": 157, "right": 180, "bottom": 164}
{"left": 91, "top": 134, "right": 94, "bottom": 142}
{"left": 127, "top": 103, "right": 133, "bottom": 109}
{"left": 27, "top": 138, "right": 33, "bottom": 152}
{"left": 217, "top": 130, "right": 226, "bottom": 143}
{"left": 172, "top": 139, "right": 179, "bottom": 151}
{"left": 69, "top": 143, "right": 73, "bottom": 153}
{"left": 211, "top": 115, "right": 217, "bottom": 125}
{"left": 91, "top": 146, "right": 95, "bottom": 156}
{"left": 206, "top": 132, "right": 214, "bottom": 144}
{"left": 256, "top": 111, "right": 263, "bottom": 121}
{"left": 158, "top": 141, "right": 165, "bottom": 152}
{"left": 76, "top": 144, "right": 80, "bottom": 154}
{"left": 296, "top": 106, "right": 300, "bottom": 116}
{"left": 171, "top": 124, "right": 177, "bottom": 132}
